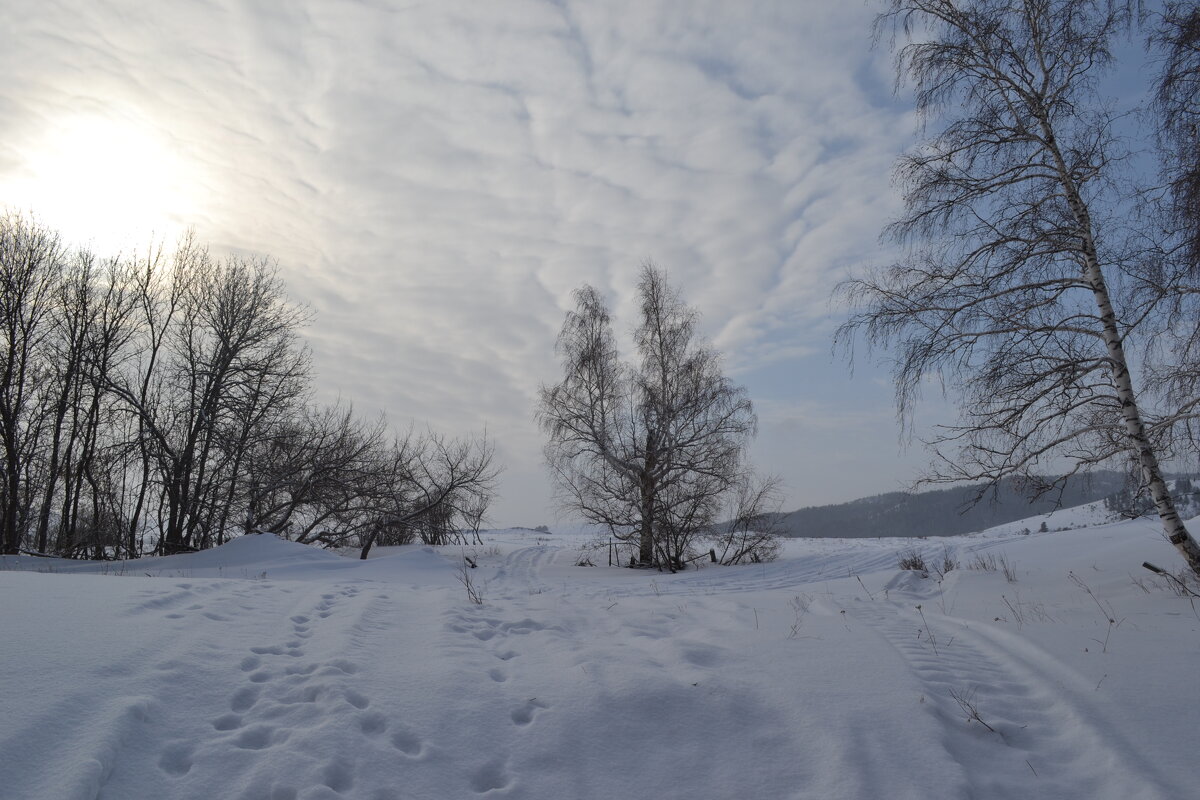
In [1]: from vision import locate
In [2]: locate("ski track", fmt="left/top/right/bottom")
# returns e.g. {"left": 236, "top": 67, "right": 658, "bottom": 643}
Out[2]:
{"left": 491, "top": 544, "right": 557, "bottom": 598}
{"left": 848, "top": 599, "right": 1179, "bottom": 800}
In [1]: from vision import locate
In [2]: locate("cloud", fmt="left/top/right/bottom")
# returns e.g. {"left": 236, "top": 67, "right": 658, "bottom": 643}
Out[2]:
{"left": 0, "top": 0, "right": 918, "bottom": 522}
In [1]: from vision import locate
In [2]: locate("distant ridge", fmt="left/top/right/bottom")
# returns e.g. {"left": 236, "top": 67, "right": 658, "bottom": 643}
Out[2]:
{"left": 772, "top": 472, "right": 1133, "bottom": 539}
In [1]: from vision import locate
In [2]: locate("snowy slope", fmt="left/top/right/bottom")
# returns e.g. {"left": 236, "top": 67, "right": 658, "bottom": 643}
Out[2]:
{"left": 1, "top": 517, "right": 1197, "bottom": 799}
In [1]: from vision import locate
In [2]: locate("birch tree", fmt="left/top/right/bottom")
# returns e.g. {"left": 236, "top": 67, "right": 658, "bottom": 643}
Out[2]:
{"left": 539, "top": 264, "right": 757, "bottom": 569}
{"left": 838, "top": 0, "right": 1200, "bottom": 575}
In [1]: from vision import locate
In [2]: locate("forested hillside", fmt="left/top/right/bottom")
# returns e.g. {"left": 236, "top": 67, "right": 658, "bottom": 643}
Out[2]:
{"left": 772, "top": 473, "right": 1137, "bottom": 538}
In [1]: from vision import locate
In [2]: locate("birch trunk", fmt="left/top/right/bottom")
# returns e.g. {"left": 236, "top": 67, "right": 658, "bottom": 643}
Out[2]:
{"left": 1052, "top": 132, "right": 1200, "bottom": 575}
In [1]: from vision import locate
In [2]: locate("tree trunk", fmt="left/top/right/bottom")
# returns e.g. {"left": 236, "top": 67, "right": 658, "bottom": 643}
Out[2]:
{"left": 1056, "top": 147, "right": 1200, "bottom": 576}
{"left": 638, "top": 483, "right": 655, "bottom": 565}
{"left": 359, "top": 529, "right": 378, "bottom": 560}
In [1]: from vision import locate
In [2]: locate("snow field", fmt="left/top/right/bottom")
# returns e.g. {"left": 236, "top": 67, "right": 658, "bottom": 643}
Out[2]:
{"left": 1, "top": 515, "right": 1197, "bottom": 799}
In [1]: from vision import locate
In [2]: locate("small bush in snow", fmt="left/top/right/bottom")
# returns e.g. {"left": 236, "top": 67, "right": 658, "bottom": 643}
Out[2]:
{"left": 933, "top": 547, "right": 958, "bottom": 579}
{"left": 897, "top": 549, "right": 928, "bottom": 572}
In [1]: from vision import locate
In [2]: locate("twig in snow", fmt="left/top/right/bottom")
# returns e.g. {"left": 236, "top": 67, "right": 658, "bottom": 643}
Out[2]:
{"left": 457, "top": 559, "right": 485, "bottom": 605}
{"left": 1069, "top": 571, "right": 1121, "bottom": 653}
{"left": 915, "top": 604, "right": 938, "bottom": 656}
{"left": 949, "top": 686, "right": 995, "bottom": 733}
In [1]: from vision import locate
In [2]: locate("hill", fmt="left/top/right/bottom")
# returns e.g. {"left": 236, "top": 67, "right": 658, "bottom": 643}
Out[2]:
{"left": 772, "top": 472, "right": 1135, "bottom": 538}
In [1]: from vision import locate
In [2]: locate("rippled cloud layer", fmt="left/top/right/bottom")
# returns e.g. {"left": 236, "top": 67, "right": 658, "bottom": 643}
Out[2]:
{"left": 1, "top": 0, "right": 922, "bottom": 523}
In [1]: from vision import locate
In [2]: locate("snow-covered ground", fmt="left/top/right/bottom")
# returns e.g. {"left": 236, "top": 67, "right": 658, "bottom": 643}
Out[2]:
{"left": 2, "top": 512, "right": 1197, "bottom": 799}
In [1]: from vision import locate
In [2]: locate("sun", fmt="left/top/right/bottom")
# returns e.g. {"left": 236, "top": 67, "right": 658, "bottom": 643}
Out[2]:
{"left": 2, "top": 112, "right": 197, "bottom": 254}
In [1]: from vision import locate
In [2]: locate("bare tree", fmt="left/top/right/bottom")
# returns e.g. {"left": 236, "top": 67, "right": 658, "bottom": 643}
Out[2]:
{"left": 0, "top": 218, "right": 503, "bottom": 560}
{"left": 1152, "top": 1, "right": 1200, "bottom": 270}
{"left": 539, "top": 264, "right": 757, "bottom": 570}
{"left": 1143, "top": 2, "right": 1200, "bottom": 469}
{"left": 712, "top": 473, "right": 783, "bottom": 566}
{"left": 105, "top": 241, "right": 309, "bottom": 553}
{"left": 838, "top": 0, "right": 1200, "bottom": 575}
{"left": 0, "top": 213, "right": 63, "bottom": 554}
{"left": 242, "top": 402, "right": 385, "bottom": 544}
{"left": 357, "top": 430, "right": 498, "bottom": 559}
{"left": 48, "top": 252, "right": 139, "bottom": 558}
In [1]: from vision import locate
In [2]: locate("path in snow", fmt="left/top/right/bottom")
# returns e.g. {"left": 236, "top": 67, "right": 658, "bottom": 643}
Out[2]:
{"left": 848, "top": 590, "right": 1177, "bottom": 800}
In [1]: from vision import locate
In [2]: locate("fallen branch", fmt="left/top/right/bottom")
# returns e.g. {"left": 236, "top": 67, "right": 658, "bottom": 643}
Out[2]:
{"left": 1142, "top": 562, "right": 1200, "bottom": 598}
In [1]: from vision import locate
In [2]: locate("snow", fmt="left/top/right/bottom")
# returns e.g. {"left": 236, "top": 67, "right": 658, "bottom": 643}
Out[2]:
{"left": 1, "top": 513, "right": 1197, "bottom": 799}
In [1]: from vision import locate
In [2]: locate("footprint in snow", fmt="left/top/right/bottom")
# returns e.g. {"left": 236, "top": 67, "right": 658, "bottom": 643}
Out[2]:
{"left": 279, "top": 684, "right": 323, "bottom": 705}
{"left": 231, "top": 686, "right": 260, "bottom": 712}
{"left": 157, "top": 742, "right": 194, "bottom": 776}
{"left": 469, "top": 759, "right": 512, "bottom": 793}
{"left": 321, "top": 758, "right": 355, "bottom": 793}
{"left": 390, "top": 729, "right": 424, "bottom": 757}
{"left": 251, "top": 645, "right": 286, "bottom": 656}
{"left": 510, "top": 698, "right": 549, "bottom": 727}
{"left": 234, "top": 724, "right": 285, "bottom": 750}
{"left": 344, "top": 689, "right": 370, "bottom": 709}
{"left": 359, "top": 712, "right": 388, "bottom": 736}
{"left": 212, "top": 713, "right": 242, "bottom": 731}
{"left": 285, "top": 663, "right": 320, "bottom": 677}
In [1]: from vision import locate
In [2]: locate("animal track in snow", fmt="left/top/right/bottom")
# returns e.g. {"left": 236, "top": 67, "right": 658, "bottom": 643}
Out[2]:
{"left": 359, "top": 712, "right": 387, "bottom": 736}
{"left": 278, "top": 684, "right": 323, "bottom": 705}
{"left": 469, "top": 759, "right": 511, "bottom": 793}
{"left": 212, "top": 713, "right": 242, "bottom": 731}
{"left": 343, "top": 689, "right": 370, "bottom": 709}
{"left": 234, "top": 724, "right": 284, "bottom": 750}
{"left": 251, "top": 645, "right": 286, "bottom": 656}
{"left": 157, "top": 742, "right": 194, "bottom": 776}
{"left": 321, "top": 758, "right": 355, "bottom": 793}
{"left": 230, "top": 686, "right": 260, "bottom": 712}
{"left": 488, "top": 668, "right": 507, "bottom": 682}
{"left": 240, "top": 656, "right": 261, "bottom": 671}
{"left": 389, "top": 729, "right": 424, "bottom": 757}
{"left": 510, "top": 698, "right": 549, "bottom": 726}
{"left": 285, "top": 663, "right": 320, "bottom": 677}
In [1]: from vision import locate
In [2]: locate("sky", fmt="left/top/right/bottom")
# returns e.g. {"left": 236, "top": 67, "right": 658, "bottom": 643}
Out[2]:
{"left": 0, "top": 0, "right": 950, "bottom": 527}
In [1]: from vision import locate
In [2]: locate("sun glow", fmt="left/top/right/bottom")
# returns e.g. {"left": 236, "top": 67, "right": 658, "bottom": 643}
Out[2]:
{"left": 2, "top": 113, "right": 198, "bottom": 254}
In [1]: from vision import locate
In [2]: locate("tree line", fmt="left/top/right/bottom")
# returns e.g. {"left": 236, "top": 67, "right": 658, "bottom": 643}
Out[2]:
{"left": 0, "top": 214, "right": 496, "bottom": 559}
